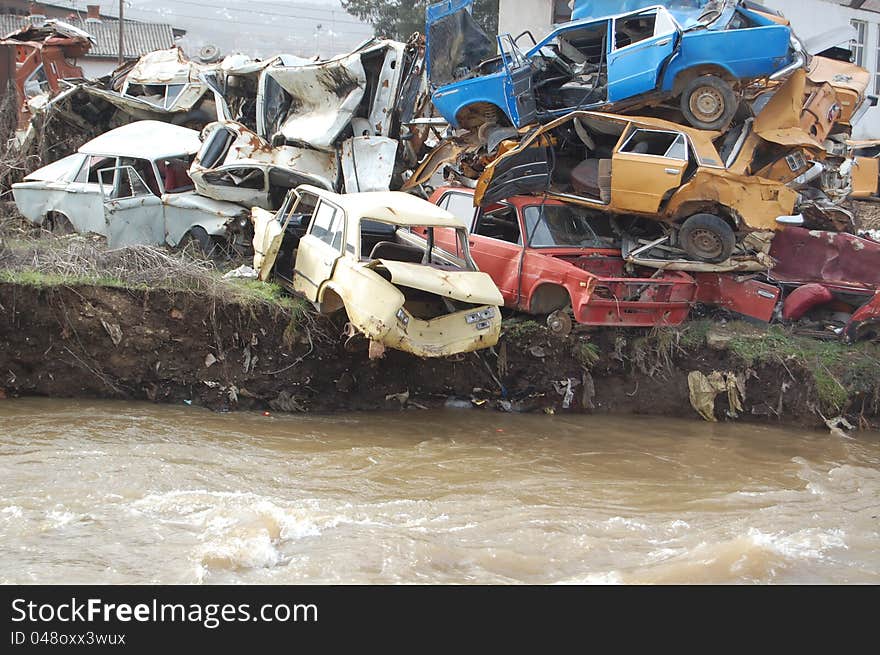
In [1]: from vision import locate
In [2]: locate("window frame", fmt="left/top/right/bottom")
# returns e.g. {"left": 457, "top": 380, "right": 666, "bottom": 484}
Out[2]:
{"left": 618, "top": 128, "right": 690, "bottom": 162}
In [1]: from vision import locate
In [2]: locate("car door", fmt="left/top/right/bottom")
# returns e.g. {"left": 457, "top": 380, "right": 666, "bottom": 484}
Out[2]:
{"left": 476, "top": 141, "right": 553, "bottom": 206}
{"left": 498, "top": 34, "right": 538, "bottom": 127}
{"left": 610, "top": 127, "right": 689, "bottom": 214}
{"left": 292, "top": 199, "right": 346, "bottom": 302}
{"left": 99, "top": 166, "right": 165, "bottom": 247}
{"left": 606, "top": 7, "right": 679, "bottom": 103}
{"left": 65, "top": 154, "right": 115, "bottom": 236}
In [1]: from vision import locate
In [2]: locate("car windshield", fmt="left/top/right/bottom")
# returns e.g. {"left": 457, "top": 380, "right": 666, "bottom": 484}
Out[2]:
{"left": 522, "top": 204, "right": 607, "bottom": 247}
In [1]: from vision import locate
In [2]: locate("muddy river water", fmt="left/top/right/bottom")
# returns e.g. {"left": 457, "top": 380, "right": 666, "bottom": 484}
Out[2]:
{"left": 1, "top": 398, "right": 878, "bottom": 584}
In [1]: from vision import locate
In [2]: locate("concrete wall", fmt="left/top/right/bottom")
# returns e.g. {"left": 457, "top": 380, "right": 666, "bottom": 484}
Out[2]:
{"left": 498, "top": 0, "right": 555, "bottom": 46}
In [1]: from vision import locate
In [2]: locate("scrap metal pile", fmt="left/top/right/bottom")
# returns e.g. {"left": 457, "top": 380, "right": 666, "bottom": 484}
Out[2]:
{"left": 5, "top": 0, "right": 880, "bottom": 358}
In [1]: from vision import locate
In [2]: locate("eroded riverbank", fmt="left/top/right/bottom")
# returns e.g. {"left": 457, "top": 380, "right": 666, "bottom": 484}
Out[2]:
{"left": 2, "top": 280, "right": 879, "bottom": 428}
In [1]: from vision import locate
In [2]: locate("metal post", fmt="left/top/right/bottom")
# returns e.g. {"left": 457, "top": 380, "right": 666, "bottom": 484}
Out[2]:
{"left": 118, "top": 0, "right": 125, "bottom": 67}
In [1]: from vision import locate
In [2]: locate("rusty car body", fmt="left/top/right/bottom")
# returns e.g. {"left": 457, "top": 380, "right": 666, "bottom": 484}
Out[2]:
{"left": 189, "top": 120, "right": 338, "bottom": 210}
{"left": 11, "top": 121, "right": 250, "bottom": 251}
{"left": 2, "top": 19, "right": 94, "bottom": 128}
{"left": 471, "top": 109, "right": 800, "bottom": 263}
{"left": 769, "top": 227, "right": 880, "bottom": 341}
{"left": 429, "top": 185, "right": 780, "bottom": 329}
{"left": 253, "top": 186, "right": 504, "bottom": 358}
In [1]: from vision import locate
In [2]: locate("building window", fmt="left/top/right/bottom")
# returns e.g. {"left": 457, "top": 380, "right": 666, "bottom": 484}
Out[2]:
{"left": 876, "top": 25, "right": 880, "bottom": 95}
{"left": 852, "top": 19, "right": 867, "bottom": 67}
{"left": 553, "top": 0, "right": 572, "bottom": 24}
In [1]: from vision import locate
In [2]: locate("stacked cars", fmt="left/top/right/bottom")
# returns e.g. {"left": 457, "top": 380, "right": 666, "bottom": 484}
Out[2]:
{"left": 9, "top": 1, "right": 880, "bottom": 358}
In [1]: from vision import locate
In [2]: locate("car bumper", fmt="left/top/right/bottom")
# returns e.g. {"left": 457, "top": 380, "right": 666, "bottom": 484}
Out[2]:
{"left": 377, "top": 304, "right": 502, "bottom": 358}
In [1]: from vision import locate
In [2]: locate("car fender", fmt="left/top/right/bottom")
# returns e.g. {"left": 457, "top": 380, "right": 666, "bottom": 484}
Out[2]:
{"left": 431, "top": 73, "right": 511, "bottom": 128}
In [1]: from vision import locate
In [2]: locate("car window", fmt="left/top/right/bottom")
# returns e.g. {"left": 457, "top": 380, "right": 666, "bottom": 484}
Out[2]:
{"left": 474, "top": 204, "right": 520, "bottom": 243}
{"left": 438, "top": 192, "right": 477, "bottom": 228}
{"left": 75, "top": 155, "right": 117, "bottom": 184}
{"left": 614, "top": 10, "right": 657, "bottom": 49}
{"left": 522, "top": 204, "right": 606, "bottom": 248}
{"left": 619, "top": 129, "right": 687, "bottom": 160}
{"left": 164, "top": 84, "right": 187, "bottom": 109}
{"left": 99, "top": 166, "right": 153, "bottom": 200}
{"left": 201, "top": 167, "right": 265, "bottom": 189}
{"left": 24, "top": 64, "right": 49, "bottom": 98}
{"left": 120, "top": 158, "right": 162, "bottom": 197}
{"left": 309, "top": 201, "right": 344, "bottom": 251}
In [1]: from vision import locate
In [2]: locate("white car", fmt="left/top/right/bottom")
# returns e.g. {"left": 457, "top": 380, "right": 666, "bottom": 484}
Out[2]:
{"left": 12, "top": 121, "right": 251, "bottom": 251}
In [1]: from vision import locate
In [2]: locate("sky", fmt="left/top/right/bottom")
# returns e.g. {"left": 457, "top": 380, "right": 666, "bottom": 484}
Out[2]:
{"left": 59, "top": 0, "right": 377, "bottom": 59}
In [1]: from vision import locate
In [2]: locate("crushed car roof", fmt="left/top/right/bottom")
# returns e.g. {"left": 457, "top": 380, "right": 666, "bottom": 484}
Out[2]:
{"left": 298, "top": 185, "right": 465, "bottom": 228}
{"left": 79, "top": 121, "right": 202, "bottom": 160}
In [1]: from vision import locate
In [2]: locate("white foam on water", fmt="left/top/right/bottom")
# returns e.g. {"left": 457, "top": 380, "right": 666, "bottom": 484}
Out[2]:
{"left": 130, "top": 490, "right": 342, "bottom": 577}
{"left": 746, "top": 527, "right": 847, "bottom": 560}
{"left": 1, "top": 506, "right": 23, "bottom": 520}
{"left": 45, "top": 509, "right": 78, "bottom": 528}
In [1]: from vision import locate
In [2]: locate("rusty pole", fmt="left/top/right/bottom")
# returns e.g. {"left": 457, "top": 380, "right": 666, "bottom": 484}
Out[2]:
{"left": 118, "top": 0, "right": 125, "bottom": 67}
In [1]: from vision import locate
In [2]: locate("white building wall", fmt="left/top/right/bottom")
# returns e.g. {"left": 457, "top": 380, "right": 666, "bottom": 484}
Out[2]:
{"left": 497, "top": 0, "right": 880, "bottom": 137}
{"left": 498, "top": 0, "right": 555, "bottom": 46}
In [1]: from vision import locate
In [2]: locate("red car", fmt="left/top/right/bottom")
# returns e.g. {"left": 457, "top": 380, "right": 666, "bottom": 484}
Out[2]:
{"left": 427, "top": 186, "right": 778, "bottom": 331}
{"left": 770, "top": 228, "right": 880, "bottom": 342}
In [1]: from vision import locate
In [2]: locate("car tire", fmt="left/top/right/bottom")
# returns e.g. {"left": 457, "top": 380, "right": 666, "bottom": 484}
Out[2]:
{"left": 680, "top": 75, "right": 737, "bottom": 131}
{"left": 46, "top": 212, "right": 73, "bottom": 235}
{"left": 179, "top": 226, "right": 217, "bottom": 258}
{"left": 679, "top": 214, "right": 736, "bottom": 263}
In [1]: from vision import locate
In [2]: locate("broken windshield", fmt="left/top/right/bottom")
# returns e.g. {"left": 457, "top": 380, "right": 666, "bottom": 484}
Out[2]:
{"left": 523, "top": 204, "right": 607, "bottom": 248}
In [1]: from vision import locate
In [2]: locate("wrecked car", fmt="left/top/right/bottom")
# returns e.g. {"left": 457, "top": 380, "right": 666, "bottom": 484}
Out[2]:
{"left": 427, "top": 0, "right": 801, "bottom": 133}
{"left": 768, "top": 227, "right": 880, "bottom": 342}
{"left": 189, "top": 120, "right": 338, "bottom": 210}
{"left": 254, "top": 185, "right": 504, "bottom": 358}
{"left": 2, "top": 19, "right": 94, "bottom": 128}
{"left": 257, "top": 37, "right": 430, "bottom": 193}
{"left": 470, "top": 110, "right": 800, "bottom": 263}
{"left": 11, "top": 121, "right": 251, "bottom": 252}
{"left": 81, "top": 47, "right": 290, "bottom": 131}
{"left": 429, "top": 185, "right": 780, "bottom": 331}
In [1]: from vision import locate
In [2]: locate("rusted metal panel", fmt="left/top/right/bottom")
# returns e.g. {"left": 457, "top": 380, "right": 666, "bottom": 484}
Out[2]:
{"left": 0, "top": 44, "right": 14, "bottom": 99}
{"left": 769, "top": 227, "right": 880, "bottom": 290}
{"left": 693, "top": 273, "right": 780, "bottom": 323}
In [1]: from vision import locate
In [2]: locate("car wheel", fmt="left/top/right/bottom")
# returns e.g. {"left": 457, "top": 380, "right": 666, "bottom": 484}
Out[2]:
{"left": 178, "top": 226, "right": 217, "bottom": 258}
{"left": 46, "top": 212, "right": 74, "bottom": 235}
{"left": 679, "top": 214, "right": 736, "bottom": 263}
{"left": 680, "top": 75, "right": 737, "bottom": 131}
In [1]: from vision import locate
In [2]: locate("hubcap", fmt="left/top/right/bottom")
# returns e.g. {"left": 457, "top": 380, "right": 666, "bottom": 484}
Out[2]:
{"left": 689, "top": 86, "right": 724, "bottom": 122}
{"left": 688, "top": 228, "right": 724, "bottom": 259}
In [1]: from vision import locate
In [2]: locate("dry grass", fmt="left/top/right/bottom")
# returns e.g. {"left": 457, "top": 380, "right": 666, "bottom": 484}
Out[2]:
{"left": 0, "top": 216, "right": 303, "bottom": 312}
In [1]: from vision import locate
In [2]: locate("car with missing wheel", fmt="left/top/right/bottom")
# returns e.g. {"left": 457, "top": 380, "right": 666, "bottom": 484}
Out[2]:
{"left": 252, "top": 186, "right": 504, "bottom": 358}
{"left": 427, "top": 0, "right": 802, "bottom": 133}
{"left": 471, "top": 109, "right": 803, "bottom": 263}
{"left": 11, "top": 121, "right": 252, "bottom": 254}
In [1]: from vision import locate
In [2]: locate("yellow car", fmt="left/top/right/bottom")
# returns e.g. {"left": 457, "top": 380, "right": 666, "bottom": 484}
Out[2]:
{"left": 253, "top": 186, "right": 504, "bottom": 358}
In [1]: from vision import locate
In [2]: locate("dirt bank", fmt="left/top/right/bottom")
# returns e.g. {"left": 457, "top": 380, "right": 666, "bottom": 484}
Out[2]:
{"left": 2, "top": 282, "right": 878, "bottom": 429}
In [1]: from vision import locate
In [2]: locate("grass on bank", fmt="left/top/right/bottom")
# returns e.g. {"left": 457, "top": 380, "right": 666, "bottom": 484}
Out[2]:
{"left": 680, "top": 319, "right": 880, "bottom": 414}
{"left": 0, "top": 218, "right": 306, "bottom": 314}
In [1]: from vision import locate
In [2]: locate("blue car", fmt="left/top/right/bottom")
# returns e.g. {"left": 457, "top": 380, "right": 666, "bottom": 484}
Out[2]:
{"left": 427, "top": 0, "right": 803, "bottom": 132}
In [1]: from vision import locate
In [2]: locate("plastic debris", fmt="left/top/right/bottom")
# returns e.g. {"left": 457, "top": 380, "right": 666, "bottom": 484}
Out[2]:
{"left": 223, "top": 265, "right": 258, "bottom": 279}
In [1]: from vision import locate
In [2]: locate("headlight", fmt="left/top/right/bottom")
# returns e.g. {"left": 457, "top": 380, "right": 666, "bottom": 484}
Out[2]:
{"left": 396, "top": 308, "right": 410, "bottom": 326}
{"left": 465, "top": 308, "right": 495, "bottom": 324}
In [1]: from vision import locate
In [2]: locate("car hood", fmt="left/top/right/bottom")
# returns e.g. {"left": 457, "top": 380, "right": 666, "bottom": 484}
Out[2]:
{"left": 370, "top": 259, "right": 503, "bottom": 306}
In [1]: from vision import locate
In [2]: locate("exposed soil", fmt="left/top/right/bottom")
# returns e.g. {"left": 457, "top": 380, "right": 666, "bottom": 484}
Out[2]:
{"left": 2, "top": 282, "right": 873, "bottom": 429}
